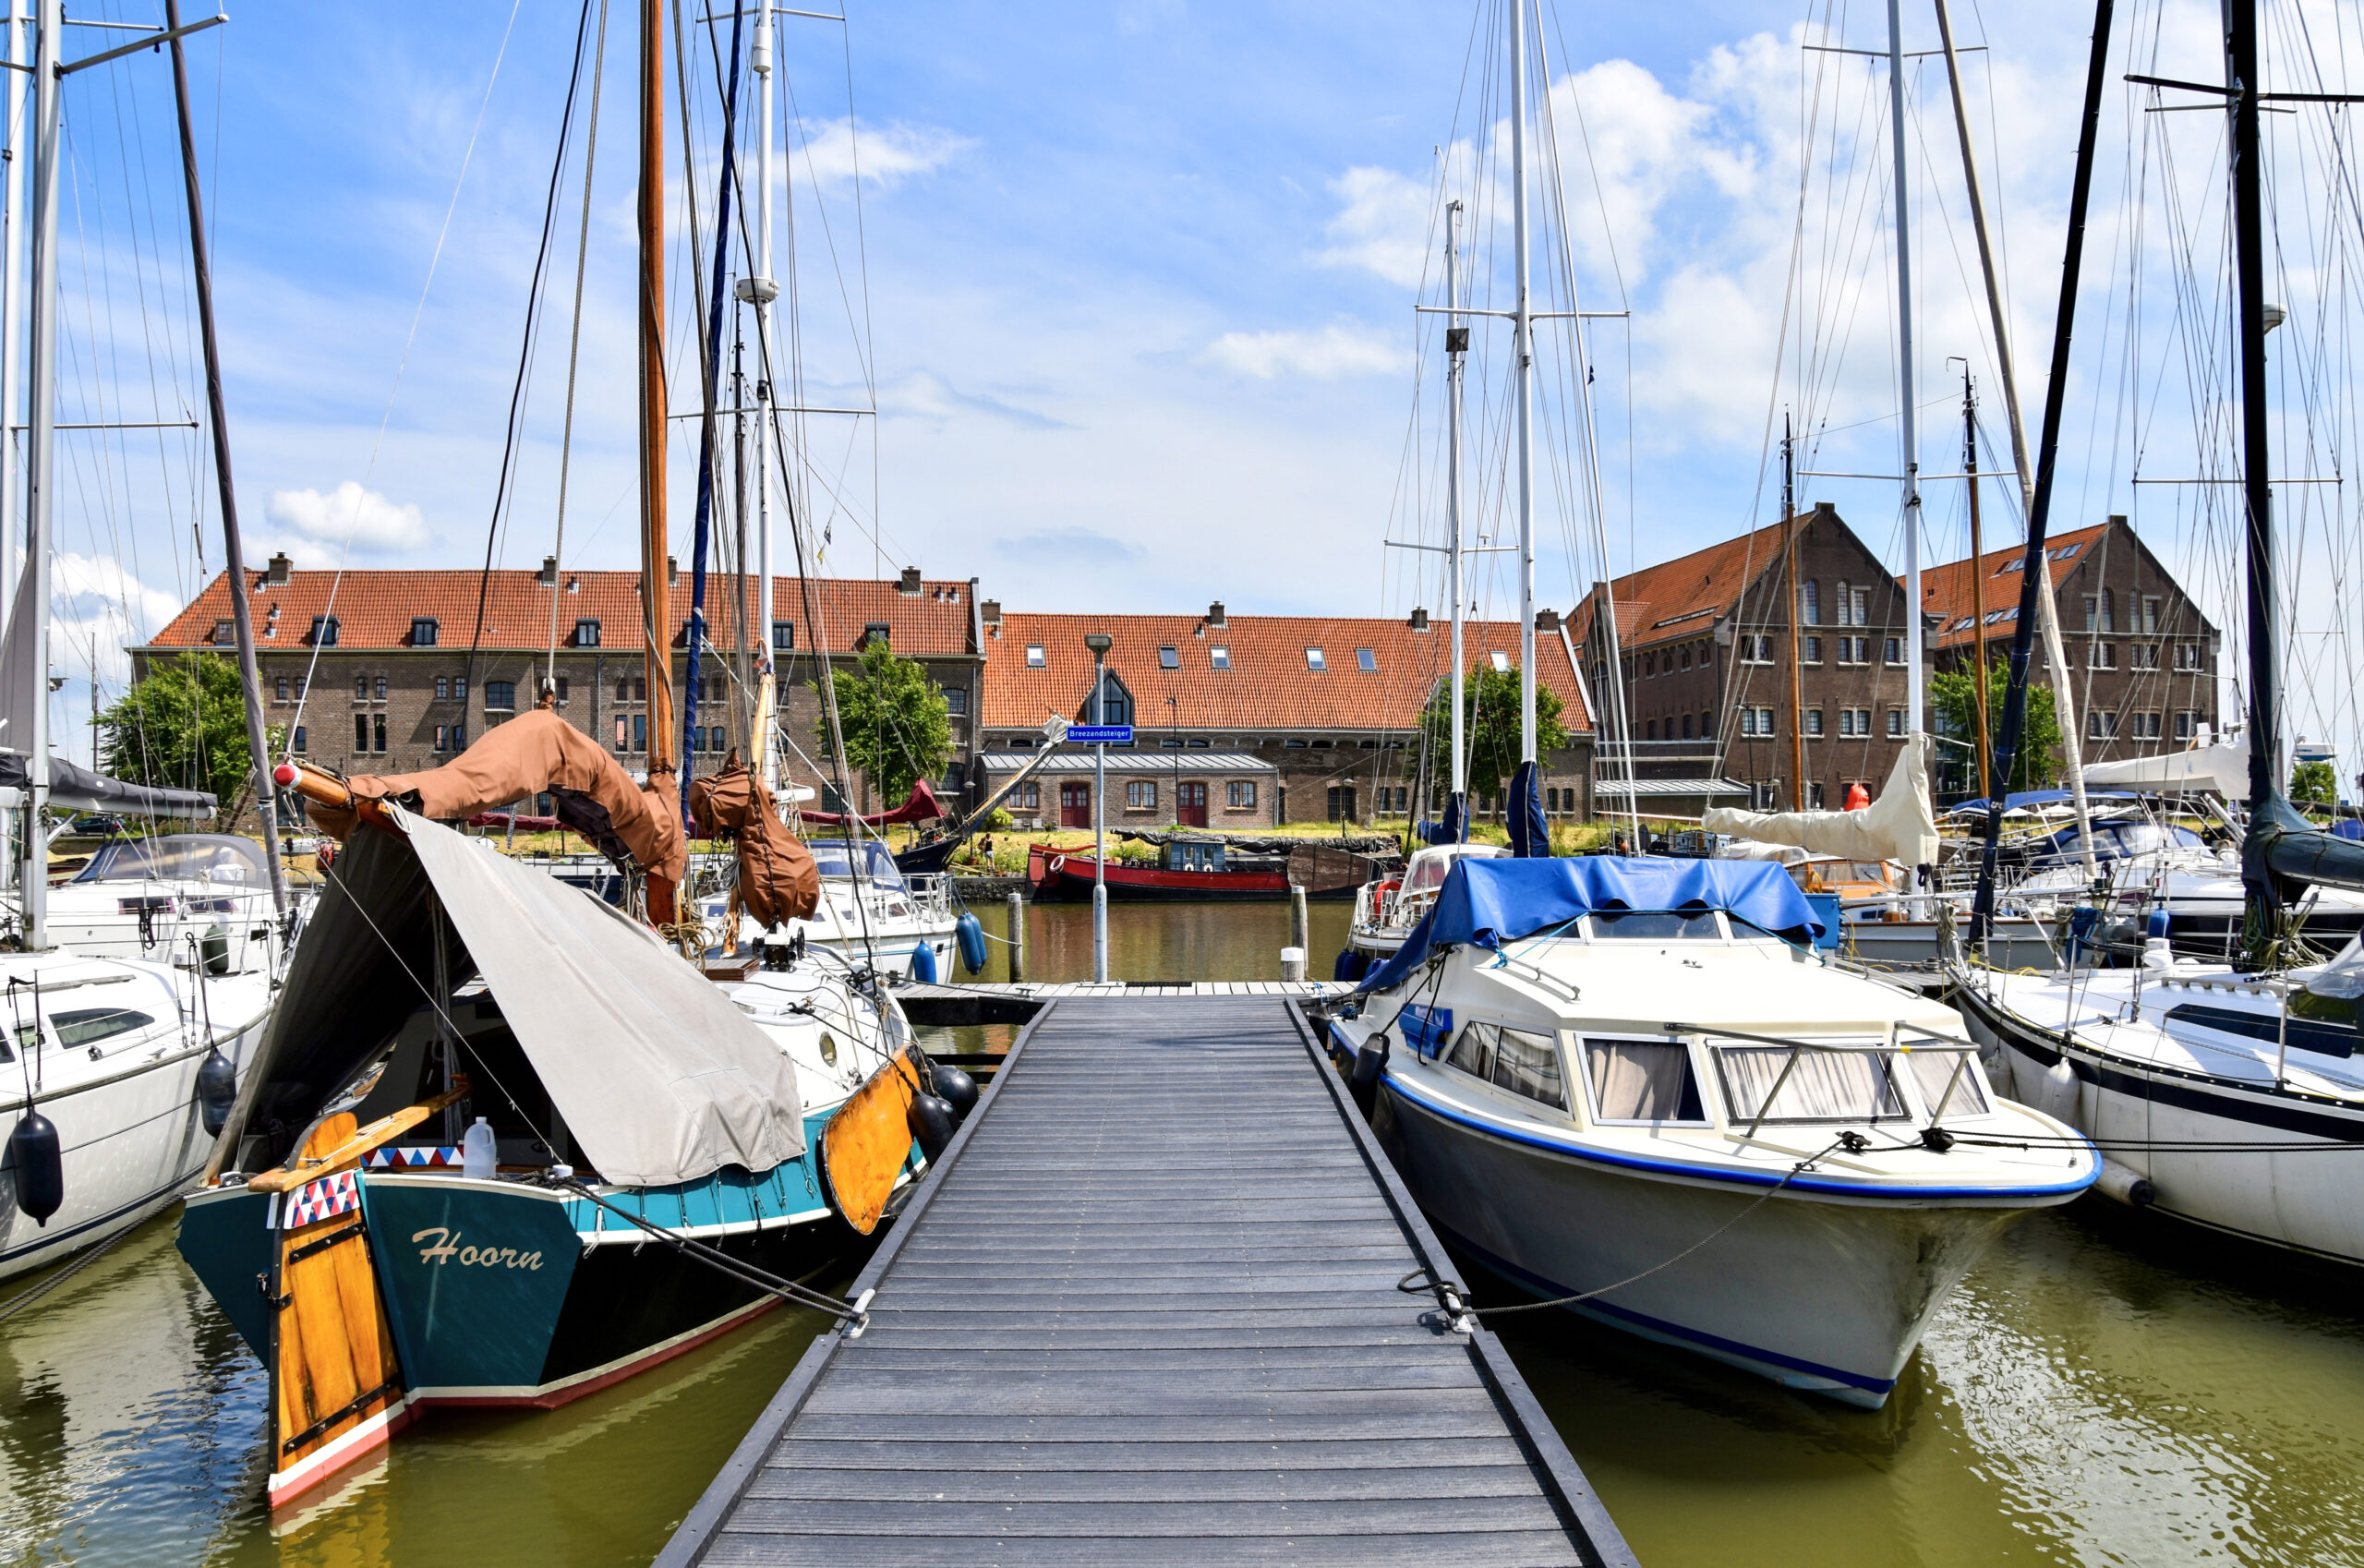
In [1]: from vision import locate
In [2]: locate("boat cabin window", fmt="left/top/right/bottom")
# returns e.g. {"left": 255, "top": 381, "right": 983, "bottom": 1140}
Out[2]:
{"left": 1716, "top": 1043, "right": 1907, "bottom": 1124}
{"left": 0, "top": 1020, "right": 30, "bottom": 1061}
{"left": 1586, "top": 910, "right": 1721, "bottom": 940}
{"left": 1445, "top": 1022, "right": 1568, "bottom": 1112}
{"left": 51, "top": 1006, "right": 154, "bottom": 1050}
{"left": 72, "top": 833, "right": 270, "bottom": 887}
{"left": 808, "top": 838, "right": 908, "bottom": 890}
{"left": 1905, "top": 1049, "right": 1990, "bottom": 1118}
{"left": 1582, "top": 1039, "right": 1707, "bottom": 1123}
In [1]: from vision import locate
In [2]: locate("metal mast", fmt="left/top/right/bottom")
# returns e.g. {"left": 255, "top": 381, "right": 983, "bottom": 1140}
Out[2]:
{"left": 164, "top": 0, "right": 285, "bottom": 921}
{"left": 1510, "top": 0, "right": 1536, "bottom": 764}
{"left": 17, "top": 0, "right": 58, "bottom": 948}
{"left": 2229, "top": 0, "right": 2280, "bottom": 950}
{"left": 1964, "top": 368, "right": 1992, "bottom": 800}
{"left": 1886, "top": 0, "right": 1924, "bottom": 743}
{"left": 1783, "top": 416, "right": 1804, "bottom": 803}
{"left": 742, "top": 0, "right": 781, "bottom": 789}
{"left": 0, "top": 0, "right": 24, "bottom": 615}
{"left": 1445, "top": 199, "right": 1467, "bottom": 810}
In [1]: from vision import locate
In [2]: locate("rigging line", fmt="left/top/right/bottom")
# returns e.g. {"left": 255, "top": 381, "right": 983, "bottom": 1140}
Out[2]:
{"left": 549, "top": 0, "right": 612, "bottom": 686}
{"left": 466, "top": 0, "right": 597, "bottom": 735}
{"left": 287, "top": 0, "right": 525, "bottom": 755}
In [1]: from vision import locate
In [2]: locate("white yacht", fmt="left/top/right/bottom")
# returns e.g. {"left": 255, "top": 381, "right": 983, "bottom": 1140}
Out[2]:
{"left": 1328, "top": 856, "right": 2095, "bottom": 1405}
{"left": 1344, "top": 841, "right": 1504, "bottom": 964}
{"left": 43, "top": 832, "right": 299, "bottom": 975}
{"left": 702, "top": 832, "right": 962, "bottom": 982}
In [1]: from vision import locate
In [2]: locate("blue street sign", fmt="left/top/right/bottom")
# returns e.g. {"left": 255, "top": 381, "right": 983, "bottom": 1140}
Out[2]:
{"left": 1067, "top": 725, "right": 1133, "bottom": 745}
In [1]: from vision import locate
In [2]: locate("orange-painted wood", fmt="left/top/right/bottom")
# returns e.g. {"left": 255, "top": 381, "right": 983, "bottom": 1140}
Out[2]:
{"left": 822, "top": 1047, "right": 920, "bottom": 1235}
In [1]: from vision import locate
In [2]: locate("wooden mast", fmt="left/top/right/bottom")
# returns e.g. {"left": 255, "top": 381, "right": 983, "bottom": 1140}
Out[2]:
{"left": 638, "top": 0, "right": 678, "bottom": 923}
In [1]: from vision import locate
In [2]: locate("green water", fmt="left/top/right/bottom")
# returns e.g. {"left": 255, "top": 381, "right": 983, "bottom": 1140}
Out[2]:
{"left": 6, "top": 900, "right": 2363, "bottom": 1566}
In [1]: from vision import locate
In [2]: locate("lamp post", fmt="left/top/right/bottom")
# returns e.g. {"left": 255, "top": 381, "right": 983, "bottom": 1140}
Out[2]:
{"left": 1085, "top": 633, "right": 1113, "bottom": 983}
{"left": 1166, "top": 694, "right": 1178, "bottom": 825}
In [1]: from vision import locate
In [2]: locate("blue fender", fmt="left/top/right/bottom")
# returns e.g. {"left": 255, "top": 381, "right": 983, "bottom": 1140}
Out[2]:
{"left": 956, "top": 911, "right": 988, "bottom": 975}
{"left": 911, "top": 941, "right": 939, "bottom": 983}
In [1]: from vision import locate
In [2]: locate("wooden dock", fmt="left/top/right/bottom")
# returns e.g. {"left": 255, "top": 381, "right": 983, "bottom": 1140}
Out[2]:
{"left": 893, "top": 979, "right": 1340, "bottom": 1026}
{"left": 657, "top": 995, "right": 1634, "bottom": 1567}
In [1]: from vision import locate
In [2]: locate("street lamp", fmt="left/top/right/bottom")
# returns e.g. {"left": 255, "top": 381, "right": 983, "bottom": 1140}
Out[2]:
{"left": 1084, "top": 632, "right": 1113, "bottom": 983}
{"left": 1166, "top": 694, "right": 1178, "bottom": 826}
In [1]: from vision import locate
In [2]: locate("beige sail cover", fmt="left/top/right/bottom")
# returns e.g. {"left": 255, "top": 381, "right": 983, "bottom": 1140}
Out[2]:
{"left": 1703, "top": 732, "right": 1941, "bottom": 867}
{"left": 393, "top": 803, "right": 805, "bottom": 1184}
{"left": 310, "top": 707, "right": 687, "bottom": 883}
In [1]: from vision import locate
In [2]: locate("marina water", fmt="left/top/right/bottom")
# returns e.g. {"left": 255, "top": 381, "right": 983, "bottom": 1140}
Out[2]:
{"left": 5, "top": 899, "right": 2362, "bottom": 1566}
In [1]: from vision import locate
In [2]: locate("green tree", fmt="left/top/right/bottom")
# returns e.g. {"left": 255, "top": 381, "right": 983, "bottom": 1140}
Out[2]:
{"left": 1410, "top": 663, "right": 1568, "bottom": 818}
{"left": 814, "top": 640, "right": 953, "bottom": 806}
{"left": 97, "top": 652, "right": 275, "bottom": 817}
{"left": 1929, "top": 658, "right": 2063, "bottom": 794}
{"left": 2291, "top": 760, "right": 2336, "bottom": 806}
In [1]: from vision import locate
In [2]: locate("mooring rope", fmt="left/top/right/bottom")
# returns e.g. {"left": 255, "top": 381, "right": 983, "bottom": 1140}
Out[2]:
{"left": 546, "top": 1176, "right": 867, "bottom": 1328}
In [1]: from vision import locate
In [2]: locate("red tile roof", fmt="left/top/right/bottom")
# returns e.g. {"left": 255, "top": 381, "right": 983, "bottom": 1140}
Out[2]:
{"left": 143, "top": 569, "right": 980, "bottom": 657}
{"left": 1910, "top": 522, "right": 2110, "bottom": 652}
{"left": 980, "top": 610, "right": 1592, "bottom": 734}
{"left": 1569, "top": 518, "right": 1796, "bottom": 653}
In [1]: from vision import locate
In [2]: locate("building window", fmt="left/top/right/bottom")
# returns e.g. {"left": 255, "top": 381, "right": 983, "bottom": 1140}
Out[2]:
{"left": 1887, "top": 708, "right": 1904, "bottom": 739}
{"left": 2088, "top": 710, "right": 2118, "bottom": 740}
{"left": 633, "top": 714, "right": 647, "bottom": 752}
{"left": 614, "top": 717, "right": 629, "bottom": 750}
{"left": 2176, "top": 710, "right": 2200, "bottom": 741}
{"left": 294, "top": 676, "right": 308, "bottom": 699}
{"left": 1680, "top": 646, "right": 1693, "bottom": 671}
{"left": 1024, "top": 644, "right": 1045, "bottom": 668}
{"left": 353, "top": 715, "right": 368, "bottom": 752}
{"left": 862, "top": 621, "right": 891, "bottom": 649}
{"left": 1092, "top": 673, "right": 1133, "bottom": 727}
{"left": 355, "top": 675, "right": 368, "bottom": 701}
{"left": 1158, "top": 645, "right": 1179, "bottom": 669}
{"left": 2175, "top": 643, "right": 2203, "bottom": 671}
{"left": 412, "top": 617, "right": 439, "bottom": 646}
{"left": 1305, "top": 646, "right": 1326, "bottom": 670}
{"left": 1736, "top": 705, "right": 1774, "bottom": 737}
{"left": 2130, "top": 643, "right": 2159, "bottom": 669}
{"left": 291, "top": 726, "right": 306, "bottom": 754}
{"left": 2089, "top": 643, "right": 2116, "bottom": 669}
{"left": 450, "top": 722, "right": 465, "bottom": 750}
{"left": 575, "top": 619, "right": 601, "bottom": 647}
{"left": 1801, "top": 580, "right": 1819, "bottom": 625}
{"left": 945, "top": 687, "right": 967, "bottom": 717}
{"left": 1804, "top": 709, "right": 1825, "bottom": 738}
{"left": 1848, "top": 586, "right": 1869, "bottom": 626}
{"left": 1226, "top": 780, "right": 1257, "bottom": 810}
{"left": 1014, "top": 782, "right": 1040, "bottom": 811}
{"left": 1646, "top": 718, "right": 1658, "bottom": 741}
{"left": 2140, "top": 597, "right": 2161, "bottom": 634}
{"left": 1127, "top": 780, "right": 1157, "bottom": 810}
{"left": 308, "top": 616, "right": 338, "bottom": 645}
{"left": 771, "top": 621, "right": 792, "bottom": 650}
{"left": 1188, "top": 737, "right": 1209, "bottom": 748}
{"left": 1740, "top": 633, "right": 1772, "bottom": 663}
{"left": 1884, "top": 636, "right": 1902, "bottom": 666}
{"left": 374, "top": 714, "right": 388, "bottom": 753}
{"left": 485, "top": 681, "right": 516, "bottom": 711}
{"left": 1357, "top": 647, "right": 1378, "bottom": 672}
{"left": 1490, "top": 650, "right": 1510, "bottom": 672}
{"left": 1801, "top": 636, "right": 1822, "bottom": 664}
{"left": 434, "top": 725, "right": 448, "bottom": 752}
{"left": 2131, "top": 711, "right": 2162, "bottom": 740}
{"left": 212, "top": 619, "right": 235, "bottom": 645}
{"left": 1210, "top": 645, "right": 1230, "bottom": 669}
{"left": 274, "top": 676, "right": 289, "bottom": 701}
{"left": 2085, "top": 591, "right": 2115, "bottom": 632}
{"left": 375, "top": 676, "right": 388, "bottom": 701}
{"left": 1682, "top": 714, "right": 1695, "bottom": 739}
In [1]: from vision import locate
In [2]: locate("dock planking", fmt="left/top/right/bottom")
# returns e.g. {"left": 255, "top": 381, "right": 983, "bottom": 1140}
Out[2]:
{"left": 657, "top": 995, "right": 1634, "bottom": 1568}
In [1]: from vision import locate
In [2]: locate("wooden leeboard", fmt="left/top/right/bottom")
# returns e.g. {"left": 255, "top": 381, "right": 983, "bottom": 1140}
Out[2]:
{"left": 269, "top": 1115, "right": 404, "bottom": 1502}
{"left": 822, "top": 1047, "right": 920, "bottom": 1236}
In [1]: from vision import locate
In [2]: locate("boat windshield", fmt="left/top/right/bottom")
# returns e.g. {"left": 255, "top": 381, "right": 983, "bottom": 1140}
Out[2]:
{"left": 1403, "top": 844, "right": 1505, "bottom": 897}
{"left": 72, "top": 833, "right": 269, "bottom": 887}
{"left": 2038, "top": 819, "right": 2203, "bottom": 864}
{"left": 1587, "top": 910, "right": 1721, "bottom": 940}
{"left": 808, "top": 837, "right": 907, "bottom": 891}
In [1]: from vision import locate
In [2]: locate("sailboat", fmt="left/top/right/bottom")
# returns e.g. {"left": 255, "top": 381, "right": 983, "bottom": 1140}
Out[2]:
{"left": 1, "top": 2, "right": 279, "bottom": 1285}
{"left": 1325, "top": 0, "right": 2094, "bottom": 1405}
{"left": 171, "top": 0, "right": 937, "bottom": 1510}
{"left": 1948, "top": 0, "right": 2364, "bottom": 1266}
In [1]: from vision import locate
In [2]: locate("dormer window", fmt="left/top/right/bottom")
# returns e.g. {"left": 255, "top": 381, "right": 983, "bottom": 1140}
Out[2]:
{"left": 1158, "top": 645, "right": 1179, "bottom": 669}
{"left": 862, "top": 621, "right": 891, "bottom": 649}
{"left": 1305, "top": 646, "right": 1326, "bottom": 670}
{"left": 211, "top": 619, "right": 234, "bottom": 645}
{"left": 574, "top": 618, "right": 601, "bottom": 647}
{"left": 308, "top": 616, "right": 339, "bottom": 646}
{"left": 772, "top": 621, "right": 793, "bottom": 650}
{"left": 411, "top": 617, "right": 439, "bottom": 646}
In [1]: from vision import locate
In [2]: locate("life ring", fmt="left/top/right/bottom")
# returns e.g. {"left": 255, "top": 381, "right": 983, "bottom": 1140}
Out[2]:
{"left": 1047, "top": 855, "right": 1067, "bottom": 877}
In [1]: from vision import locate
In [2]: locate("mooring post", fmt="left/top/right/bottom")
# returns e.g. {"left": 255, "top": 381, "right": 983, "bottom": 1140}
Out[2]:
{"left": 1291, "top": 884, "right": 1309, "bottom": 955}
{"left": 1006, "top": 890, "right": 1025, "bottom": 983}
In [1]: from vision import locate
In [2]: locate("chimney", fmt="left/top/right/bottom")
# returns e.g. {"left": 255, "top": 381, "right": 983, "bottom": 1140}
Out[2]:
{"left": 1535, "top": 608, "right": 1561, "bottom": 633}
{"left": 980, "top": 598, "right": 1002, "bottom": 625}
{"left": 2108, "top": 513, "right": 2127, "bottom": 529}
{"left": 1408, "top": 608, "right": 1430, "bottom": 632}
{"left": 1207, "top": 600, "right": 1226, "bottom": 628}
{"left": 538, "top": 555, "right": 558, "bottom": 586}
{"left": 667, "top": 555, "right": 679, "bottom": 585}
{"left": 899, "top": 566, "right": 923, "bottom": 595}
{"left": 264, "top": 551, "right": 292, "bottom": 586}
{"left": 1812, "top": 500, "right": 1837, "bottom": 524}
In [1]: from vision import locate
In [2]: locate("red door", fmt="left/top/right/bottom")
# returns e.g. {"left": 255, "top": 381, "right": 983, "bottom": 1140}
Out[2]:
{"left": 1060, "top": 782, "right": 1091, "bottom": 827}
{"left": 1177, "top": 782, "right": 1208, "bottom": 826}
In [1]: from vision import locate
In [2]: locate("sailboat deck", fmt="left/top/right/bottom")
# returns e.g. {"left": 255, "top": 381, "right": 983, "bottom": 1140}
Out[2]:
{"left": 657, "top": 994, "right": 1632, "bottom": 1568}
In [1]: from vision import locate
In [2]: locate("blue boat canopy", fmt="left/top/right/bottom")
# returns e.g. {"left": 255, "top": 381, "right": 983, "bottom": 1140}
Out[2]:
{"left": 1355, "top": 855, "right": 1825, "bottom": 995}
{"left": 1943, "top": 789, "right": 2139, "bottom": 815}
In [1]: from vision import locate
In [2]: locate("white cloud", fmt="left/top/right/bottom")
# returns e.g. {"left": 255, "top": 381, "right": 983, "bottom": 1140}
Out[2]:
{"left": 878, "top": 370, "right": 1070, "bottom": 429}
{"left": 1312, "top": 165, "right": 1436, "bottom": 288}
{"left": 796, "top": 118, "right": 971, "bottom": 188}
{"left": 1198, "top": 324, "right": 1405, "bottom": 380}
{"left": 267, "top": 481, "right": 428, "bottom": 557}
{"left": 52, "top": 553, "right": 186, "bottom": 686}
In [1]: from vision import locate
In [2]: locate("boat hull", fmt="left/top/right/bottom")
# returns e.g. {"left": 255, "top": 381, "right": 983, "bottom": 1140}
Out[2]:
{"left": 1028, "top": 846, "right": 1301, "bottom": 902}
{"left": 1376, "top": 1079, "right": 2033, "bottom": 1405}
{"left": 1955, "top": 981, "right": 2364, "bottom": 1266}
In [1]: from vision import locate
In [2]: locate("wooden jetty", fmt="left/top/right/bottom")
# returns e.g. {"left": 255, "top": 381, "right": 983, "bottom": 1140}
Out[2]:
{"left": 893, "top": 978, "right": 1338, "bottom": 1026}
{"left": 658, "top": 994, "right": 1634, "bottom": 1567}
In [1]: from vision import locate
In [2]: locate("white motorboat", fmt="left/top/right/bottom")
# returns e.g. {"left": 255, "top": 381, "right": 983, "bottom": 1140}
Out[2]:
{"left": 1343, "top": 841, "right": 1504, "bottom": 965}
{"left": 702, "top": 831, "right": 962, "bottom": 981}
{"left": 1, "top": 950, "right": 270, "bottom": 1281}
{"left": 2007, "top": 825, "right": 2364, "bottom": 963}
{"left": 1327, "top": 856, "right": 2095, "bottom": 1405}
{"left": 42, "top": 832, "right": 302, "bottom": 975}
{"left": 1952, "top": 936, "right": 2364, "bottom": 1265}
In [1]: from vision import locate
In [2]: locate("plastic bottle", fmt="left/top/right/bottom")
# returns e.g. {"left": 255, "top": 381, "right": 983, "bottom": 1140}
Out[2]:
{"left": 463, "top": 1116, "right": 498, "bottom": 1180}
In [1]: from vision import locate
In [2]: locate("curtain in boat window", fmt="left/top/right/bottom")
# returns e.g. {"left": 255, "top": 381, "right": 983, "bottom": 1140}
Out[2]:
{"left": 1445, "top": 1023, "right": 1568, "bottom": 1112}
{"left": 1717, "top": 1045, "right": 1905, "bottom": 1122}
{"left": 1905, "top": 1050, "right": 1989, "bottom": 1118}
{"left": 1585, "top": 1040, "right": 1705, "bottom": 1122}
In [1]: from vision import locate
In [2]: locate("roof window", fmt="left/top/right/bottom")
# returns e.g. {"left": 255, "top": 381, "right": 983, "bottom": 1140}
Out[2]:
{"left": 574, "top": 618, "right": 601, "bottom": 647}
{"left": 1210, "top": 645, "right": 1230, "bottom": 669}
{"left": 1024, "top": 644, "right": 1045, "bottom": 668}
{"left": 1305, "top": 647, "right": 1326, "bottom": 670}
{"left": 1490, "top": 650, "right": 1510, "bottom": 672}
{"left": 1356, "top": 647, "right": 1377, "bottom": 672}
{"left": 1158, "top": 645, "right": 1179, "bottom": 669}
{"left": 2050, "top": 542, "right": 2082, "bottom": 561}
{"left": 308, "top": 615, "right": 339, "bottom": 646}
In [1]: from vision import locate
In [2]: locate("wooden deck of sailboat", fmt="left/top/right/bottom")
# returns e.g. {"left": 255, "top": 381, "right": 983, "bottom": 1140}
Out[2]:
{"left": 657, "top": 994, "right": 1632, "bottom": 1567}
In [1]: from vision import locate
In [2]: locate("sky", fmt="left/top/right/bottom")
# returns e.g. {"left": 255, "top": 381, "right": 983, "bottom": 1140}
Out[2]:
{"left": 26, "top": 0, "right": 2364, "bottom": 787}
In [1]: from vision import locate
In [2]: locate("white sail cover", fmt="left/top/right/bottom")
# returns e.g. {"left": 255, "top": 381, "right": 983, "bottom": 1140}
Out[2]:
{"left": 2081, "top": 735, "right": 2249, "bottom": 796}
{"left": 1703, "top": 732, "right": 1941, "bottom": 867}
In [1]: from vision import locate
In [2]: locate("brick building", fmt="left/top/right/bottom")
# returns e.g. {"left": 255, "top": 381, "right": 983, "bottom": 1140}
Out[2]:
{"left": 1572, "top": 502, "right": 1916, "bottom": 812}
{"left": 974, "top": 600, "right": 1594, "bottom": 827}
{"left": 138, "top": 555, "right": 987, "bottom": 810}
{"left": 1915, "top": 513, "right": 2221, "bottom": 778}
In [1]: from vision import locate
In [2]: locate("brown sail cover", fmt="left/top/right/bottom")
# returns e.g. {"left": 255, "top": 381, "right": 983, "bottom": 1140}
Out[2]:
{"left": 308, "top": 708, "right": 687, "bottom": 882}
{"left": 688, "top": 754, "right": 820, "bottom": 925}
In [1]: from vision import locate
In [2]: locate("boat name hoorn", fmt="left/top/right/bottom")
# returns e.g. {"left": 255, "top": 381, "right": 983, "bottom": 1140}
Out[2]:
{"left": 412, "top": 1226, "right": 545, "bottom": 1271}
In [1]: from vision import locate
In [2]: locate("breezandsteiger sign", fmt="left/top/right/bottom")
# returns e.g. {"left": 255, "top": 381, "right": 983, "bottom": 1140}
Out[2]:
{"left": 1067, "top": 725, "right": 1133, "bottom": 745}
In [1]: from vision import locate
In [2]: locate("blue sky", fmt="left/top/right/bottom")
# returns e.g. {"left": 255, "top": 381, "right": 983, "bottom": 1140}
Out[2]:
{"left": 31, "top": 0, "right": 2364, "bottom": 781}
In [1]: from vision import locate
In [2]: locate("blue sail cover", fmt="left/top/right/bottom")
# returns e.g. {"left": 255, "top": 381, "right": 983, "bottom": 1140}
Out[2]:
{"left": 1507, "top": 762, "right": 1549, "bottom": 858}
{"left": 1355, "top": 855, "right": 1825, "bottom": 996}
{"left": 1429, "top": 790, "right": 1467, "bottom": 846}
